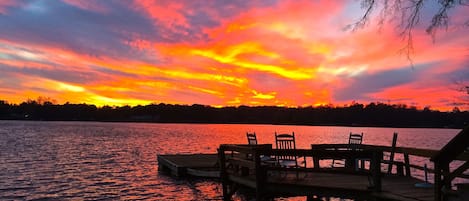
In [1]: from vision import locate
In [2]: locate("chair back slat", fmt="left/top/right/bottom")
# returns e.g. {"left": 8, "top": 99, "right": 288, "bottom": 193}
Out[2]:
{"left": 246, "top": 132, "right": 257, "bottom": 145}
{"left": 275, "top": 132, "right": 297, "bottom": 161}
{"left": 349, "top": 132, "right": 363, "bottom": 144}
{"left": 348, "top": 132, "right": 363, "bottom": 150}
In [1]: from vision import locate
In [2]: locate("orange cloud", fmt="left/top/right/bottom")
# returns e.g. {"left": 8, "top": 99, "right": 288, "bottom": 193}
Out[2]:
{"left": 0, "top": 1, "right": 467, "bottom": 111}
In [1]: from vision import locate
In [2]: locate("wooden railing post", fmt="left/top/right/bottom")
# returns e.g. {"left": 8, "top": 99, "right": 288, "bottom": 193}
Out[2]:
{"left": 387, "top": 133, "right": 398, "bottom": 174}
{"left": 218, "top": 146, "right": 230, "bottom": 201}
{"left": 434, "top": 161, "right": 453, "bottom": 201}
{"left": 371, "top": 150, "right": 383, "bottom": 192}
{"left": 442, "top": 163, "right": 450, "bottom": 201}
{"left": 404, "top": 153, "right": 411, "bottom": 177}
{"left": 434, "top": 162, "right": 442, "bottom": 201}
{"left": 254, "top": 148, "right": 264, "bottom": 201}
{"left": 313, "top": 155, "right": 320, "bottom": 169}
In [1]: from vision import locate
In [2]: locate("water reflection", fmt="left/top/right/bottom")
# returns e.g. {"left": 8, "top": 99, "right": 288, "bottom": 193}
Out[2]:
{"left": 0, "top": 121, "right": 461, "bottom": 200}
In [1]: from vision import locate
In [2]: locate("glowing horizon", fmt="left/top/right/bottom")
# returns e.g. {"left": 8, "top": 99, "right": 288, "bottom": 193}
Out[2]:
{"left": 0, "top": 1, "right": 468, "bottom": 111}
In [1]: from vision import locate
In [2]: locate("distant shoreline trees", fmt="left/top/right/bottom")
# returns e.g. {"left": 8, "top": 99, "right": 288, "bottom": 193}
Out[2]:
{"left": 0, "top": 99, "right": 467, "bottom": 128}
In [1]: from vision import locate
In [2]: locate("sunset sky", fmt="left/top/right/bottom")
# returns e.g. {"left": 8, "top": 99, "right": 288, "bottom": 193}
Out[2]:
{"left": 0, "top": 0, "right": 468, "bottom": 110}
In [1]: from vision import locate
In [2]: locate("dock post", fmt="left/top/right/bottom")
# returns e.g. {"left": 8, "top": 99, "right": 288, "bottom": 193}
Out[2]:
{"left": 387, "top": 133, "right": 398, "bottom": 174}
{"left": 434, "top": 162, "right": 450, "bottom": 201}
{"left": 254, "top": 147, "right": 267, "bottom": 201}
{"left": 371, "top": 150, "right": 382, "bottom": 192}
{"left": 313, "top": 157, "right": 320, "bottom": 169}
{"left": 434, "top": 162, "right": 441, "bottom": 201}
{"left": 442, "top": 163, "right": 450, "bottom": 201}
{"left": 404, "top": 153, "right": 411, "bottom": 177}
{"left": 218, "top": 146, "right": 230, "bottom": 201}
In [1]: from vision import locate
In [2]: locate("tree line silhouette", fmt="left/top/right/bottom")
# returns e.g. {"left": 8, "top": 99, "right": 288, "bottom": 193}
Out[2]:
{"left": 0, "top": 99, "right": 467, "bottom": 128}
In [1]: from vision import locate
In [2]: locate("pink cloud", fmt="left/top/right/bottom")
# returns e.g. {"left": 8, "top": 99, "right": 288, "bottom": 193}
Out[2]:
{"left": 61, "top": 0, "right": 110, "bottom": 13}
{"left": 0, "top": 0, "right": 22, "bottom": 14}
{"left": 133, "top": 0, "right": 188, "bottom": 28}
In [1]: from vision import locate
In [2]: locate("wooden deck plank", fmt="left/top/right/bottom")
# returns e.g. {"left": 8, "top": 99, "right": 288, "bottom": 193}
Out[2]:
{"left": 381, "top": 175, "right": 434, "bottom": 201}
{"left": 268, "top": 171, "right": 371, "bottom": 190}
{"left": 158, "top": 154, "right": 218, "bottom": 168}
{"left": 157, "top": 154, "right": 219, "bottom": 177}
{"left": 265, "top": 171, "right": 434, "bottom": 201}
{"left": 158, "top": 153, "right": 437, "bottom": 200}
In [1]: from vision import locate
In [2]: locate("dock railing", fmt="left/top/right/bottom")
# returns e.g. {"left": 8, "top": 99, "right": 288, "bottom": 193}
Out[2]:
{"left": 431, "top": 126, "right": 469, "bottom": 201}
{"left": 311, "top": 139, "right": 469, "bottom": 201}
{"left": 218, "top": 143, "right": 383, "bottom": 200}
{"left": 218, "top": 144, "right": 272, "bottom": 201}
{"left": 219, "top": 140, "right": 469, "bottom": 201}
{"left": 311, "top": 143, "right": 469, "bottom": 177}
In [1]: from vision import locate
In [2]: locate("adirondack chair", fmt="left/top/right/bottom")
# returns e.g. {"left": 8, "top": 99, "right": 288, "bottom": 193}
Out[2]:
{"left": 246, "top": 132, "right": 257, "bottom": 145}
{"left": 331, "top": 132, "right": 363, "bottom": 168}
{"left": 275, "top": 132, "right": 299, "bottom": 168}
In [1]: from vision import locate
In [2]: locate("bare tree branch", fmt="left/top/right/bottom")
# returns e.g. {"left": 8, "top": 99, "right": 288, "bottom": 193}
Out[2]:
{"left": 345, "top": 0, "right": 375, "bottom": 31}
{"left": 426, "top": 0, "right": 455, "bottom": 40}
{"left": 350, "top": 0, "right": 469, "bottom": 61}
{"left": 453, "top": 80, "right": 469, "bottom": 105}
{"left": 398, "top": 0, "right": 425, "bottom": 65}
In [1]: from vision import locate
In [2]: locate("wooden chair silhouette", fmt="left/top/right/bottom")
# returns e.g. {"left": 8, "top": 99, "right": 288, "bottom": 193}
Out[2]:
{"left": 348, "top": 132, "right": 363, "bottom": 145}
{"left": 246, "top": 132, "right": 257, "bottom": 145}
{"left": 246, "top": 132, "right": 276, "bottom": 163}
{"left": 275, "top": 132, "right": 299, "bottom": 168}
{"left": 332, "top": 132, "right": 363, "bottom": 168}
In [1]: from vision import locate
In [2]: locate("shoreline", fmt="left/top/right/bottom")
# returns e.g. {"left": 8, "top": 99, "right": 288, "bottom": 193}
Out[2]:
{"left": 0, "top": 119, "right": 464, "bottom": 129}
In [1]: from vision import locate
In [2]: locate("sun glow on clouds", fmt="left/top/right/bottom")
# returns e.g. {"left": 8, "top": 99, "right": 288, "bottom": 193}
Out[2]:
{"left": 57, "top": 82, "right": 85, "bottom": 92}
{"left": 191, "top": 48, "right": 314, "bottom": 80}
{"left": 0, "top": 1, "right": 468, "bottom": 110}
{"left": 252, "top": 90, "right": 276, "bottom": 100}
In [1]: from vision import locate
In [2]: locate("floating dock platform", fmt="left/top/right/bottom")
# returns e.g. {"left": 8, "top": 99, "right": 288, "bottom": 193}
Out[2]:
{"left": 157, "top": 154, "right": 219, "bottom": 178}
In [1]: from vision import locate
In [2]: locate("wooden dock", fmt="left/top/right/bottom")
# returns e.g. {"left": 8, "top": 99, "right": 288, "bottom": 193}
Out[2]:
{"left": 217, "top": 135, "right": 469, "bottom": 201}
{"left": 229, "top": 169, "right": 435, "bottom": 201}
{"left": 157, "top": 154, "right": 219, "bottom": 178}
{"left": 157, "top": 126, "right": 469, "bottom": 201}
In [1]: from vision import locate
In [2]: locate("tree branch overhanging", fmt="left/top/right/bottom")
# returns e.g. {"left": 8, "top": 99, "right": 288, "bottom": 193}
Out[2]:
{"left": 350, "top": 0, "right": 469, "bottom": 60}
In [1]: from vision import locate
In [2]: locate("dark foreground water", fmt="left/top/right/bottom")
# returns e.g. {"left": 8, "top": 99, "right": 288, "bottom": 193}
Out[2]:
{"left": 0, "top": 121, "right": 462, "bottom": 200}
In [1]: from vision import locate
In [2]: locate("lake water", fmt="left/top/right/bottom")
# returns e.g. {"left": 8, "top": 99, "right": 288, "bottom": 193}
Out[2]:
{"left": 0, "top": 120, "right": 462, "bottom": 200}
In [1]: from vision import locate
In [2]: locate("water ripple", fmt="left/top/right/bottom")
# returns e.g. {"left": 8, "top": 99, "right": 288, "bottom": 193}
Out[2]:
{"left": 0, "top": 121, "right": 462, "bottom": 200}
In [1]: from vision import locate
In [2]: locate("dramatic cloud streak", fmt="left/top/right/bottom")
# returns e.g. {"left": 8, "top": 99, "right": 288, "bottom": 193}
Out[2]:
{"left": 0, "top": 0, "right": 468, "bottom": 110}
